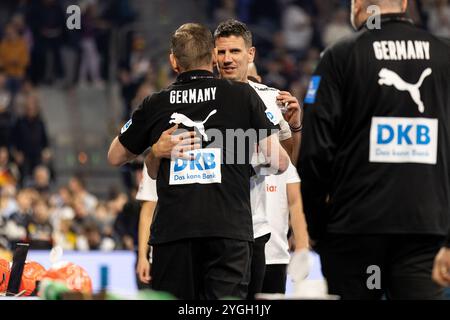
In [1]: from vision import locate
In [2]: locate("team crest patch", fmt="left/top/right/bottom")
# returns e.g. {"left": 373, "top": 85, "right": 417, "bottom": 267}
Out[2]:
{"left": 121, "top": 119, "right": 132, "bottom": 134}
{"left": 304, "top": 76, "right": 321, "bottom": 104}
{"left": 265, "top": 111, "right": 277, "bottom": 125}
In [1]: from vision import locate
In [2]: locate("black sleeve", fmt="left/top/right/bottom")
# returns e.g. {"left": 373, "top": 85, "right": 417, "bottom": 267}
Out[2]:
{"left": 246, "top": 85, "right": 280, "bottom": 140}
{"left": 298, "top": 47, "right": 343, "bottom": 242}
{"left": 445, "top": 230, "right": 450, "bottom": 248}
{"left": 118, "top": 95, "right": 155, "bottom": 155}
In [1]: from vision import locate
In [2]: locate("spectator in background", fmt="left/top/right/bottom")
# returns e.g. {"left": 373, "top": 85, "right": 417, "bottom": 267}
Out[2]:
{"left": 113, "top": 194, "right": 140, "bottom": 251}
{"left": 94, "top": 202, "right": 115, "bottom": 241}
{"left": 27, "top": 0, "right": 66, "bottom": 84}
{"left": 0, "top": 72, "right": 13, "bottom": 147}
{"left": 214, "top": 0, "right": 237, "bottom": 24}
{"left": 52, "top": 206, "right": 77, "bottom": 250}
{"left": 82, "top": 221, "right": 115, "bottom": 251}
{"left": 71, "top": 194, "right": 91, "bottom": 237}
{"left": 4, "top": 188, "right": 33, "bottom": 247}
{"left": 264, "top": 59, "right": 288, "bottom": 89}
{"left": 119, "top": 32, "right": 152, "bottom": 120}
{"left": 12, "top": 79, "right": 35, "bottom": 115}
{"left": 427, "top": 0, "right": 450, "bottom": 39}
{"left": 322, "top": 7, "right": 353, "bottom": 48}
{"left": 0, "top": 184, "right": 18, "bottom": 220}
{"left": 27, "top": 198, "right": 53, "bottom": 249}
{"left": 78, "top": 1, "right": 104, "bottom": 89}
{"left": 11, "top": 94, "right": 51, "bottom": 185}
{"left": 68, "top": 174, "right": 98, "bottom": 215}
{"left": 0, "top": 146, "right": 20, "bottom": 188}
{"left": 282, "top": 2, "right": 313, "bottom": 58}
{"left": 10, "top": 13, "right": 33, "bottom": 52}
{"left": 107, "top": 188, "right": 128, "bottom": 223}
{"left": 28, "top": 164, "right": 52, "bottom": 200}
{"left": 0, "top": 23, "right": 30, "bottom": 96}
{"left": 49, "top": 185, "right": 73, "bottom": 211}
{"left": 0, "top": 70, "right": 12, "bottom": 109}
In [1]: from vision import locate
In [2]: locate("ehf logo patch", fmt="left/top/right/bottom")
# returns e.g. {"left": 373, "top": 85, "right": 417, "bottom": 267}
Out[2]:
{"left": 121, "top": 119, "right": 132, "bottom": 134}
{"left": 369, "top": 117, "right": 438, "bottom": 165}
{"left": 304, "top": 76, "right": 321, "bottom": 104}
{"left": 265, "top": 111, "right": 278, "bottom": 125}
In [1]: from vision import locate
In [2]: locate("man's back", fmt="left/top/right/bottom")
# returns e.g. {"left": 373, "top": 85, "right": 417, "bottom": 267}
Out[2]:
{"left": 300, "top": 14, "right": 450, "bottom": 235}
{"left": 119, "top": 70, "right": 279, "bottom": 245}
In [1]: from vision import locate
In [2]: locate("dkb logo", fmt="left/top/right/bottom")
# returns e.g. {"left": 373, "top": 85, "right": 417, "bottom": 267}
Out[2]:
{"left": 377, "top": 124, "right": 431, "bottom": 145}
{"left": 174, "top": 152, "right": 216, "bottom": 172}
{"left": 369, "top": 117, "right": 438, "bottom": 165}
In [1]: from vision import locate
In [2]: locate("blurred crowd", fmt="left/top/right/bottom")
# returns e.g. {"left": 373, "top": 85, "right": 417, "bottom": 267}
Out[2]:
{"left": 0, "top": 0, "right": 449, "bottom": 252}
{"left": 208, "top": 0, "right": 450, "bottom": 101}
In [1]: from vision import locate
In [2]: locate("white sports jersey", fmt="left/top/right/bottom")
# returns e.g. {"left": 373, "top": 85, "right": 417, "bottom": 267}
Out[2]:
{"left": 136, "top": 163, "right": 158, "bottom": 201}
{"left": 248, "top": 80, "right": 291, "bottom": 142}
{"left": 136, "top": 163, "right": 157, "bottom": 263}
{"left": 248, "top": 80, "right": 292, "bottom": 238}
{"left": 263, "top": 162, "right": 300, "bottom": 264}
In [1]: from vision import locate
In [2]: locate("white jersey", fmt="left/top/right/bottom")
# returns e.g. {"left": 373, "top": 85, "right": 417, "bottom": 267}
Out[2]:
{"left": 249, "top": 80, "right": 292, "bottom": 238}
{"left": 263, "top": 162, "right": 300, "bottom": 264}
{"left": 136, "top": 163, "right": 158, "bottom": 201}
{"left": 248, "top": 80, "right": 291, "bottom": 142}
{"left": 136, "top": 163, "right": 157, "bottom": 263}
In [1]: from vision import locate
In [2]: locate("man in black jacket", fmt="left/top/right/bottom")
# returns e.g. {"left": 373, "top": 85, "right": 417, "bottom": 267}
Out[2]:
{"left": 299, "top": 0, "right": 450, "bottom": 299}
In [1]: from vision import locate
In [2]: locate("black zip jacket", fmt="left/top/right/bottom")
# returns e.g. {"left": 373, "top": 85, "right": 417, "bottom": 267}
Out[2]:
{"left": 299, "top": 13, "right": 450, "bottom": 241}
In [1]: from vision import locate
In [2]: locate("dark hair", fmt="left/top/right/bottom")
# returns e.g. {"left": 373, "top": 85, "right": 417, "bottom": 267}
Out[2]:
{"left": 171, "top": 23, "right": 214, "bottom": 70}
{"left": 214, "top": 19, "right": 252, "bottom": 47}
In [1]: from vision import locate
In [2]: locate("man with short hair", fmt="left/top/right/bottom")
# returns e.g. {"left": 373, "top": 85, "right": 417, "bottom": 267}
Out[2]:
{"left": 299, "top": 0, "right": 450, "bottom": 299}
{"left": 145, "top": 20, "right": 305, "bottom": 299}
{"left": 213, "top": 19, "right": 304, "bottom": 299}
{"left": 108, "top": 23, "right": 289, "bottom": 299}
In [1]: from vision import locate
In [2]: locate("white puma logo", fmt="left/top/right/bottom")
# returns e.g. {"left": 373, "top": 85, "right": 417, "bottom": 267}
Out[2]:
{"left": 169, "top": 109, "right": 217, "bottom": 141}
{"left": 378, "top": 68, "right": 432, "bottom": 113}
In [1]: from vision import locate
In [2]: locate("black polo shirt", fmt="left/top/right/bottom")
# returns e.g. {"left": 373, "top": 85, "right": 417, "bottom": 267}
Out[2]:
{"left": 119, "top": 70, "right": 279, "bottom": 244}
{"left": 299, "top": 13, "right": 450, "bottom": 239}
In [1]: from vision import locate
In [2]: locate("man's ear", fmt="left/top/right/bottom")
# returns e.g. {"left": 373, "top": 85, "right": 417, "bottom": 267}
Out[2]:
{"left": 212, "top": 49, "right": 218, "bottom": 68}
{"left": 248, "top": 46, "right": 256, "bottom": 64}
{"left": 169, "top": 53, "right": 180, "bottom": 73}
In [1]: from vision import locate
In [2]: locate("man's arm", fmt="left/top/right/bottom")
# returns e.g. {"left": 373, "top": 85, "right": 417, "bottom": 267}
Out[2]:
{"left": 258, "top": 134, "right": 290, "bottom": 174}
{"left": 277, "top": 91, "right": 303, "bottom": 165}
{"left": 287, "top": 182, "right": 309, "bottom": 251}
{"left": 107, "top": 137, "right": 137, "bottom": 166}
{"left": 432, "top": 246, "right": 450, "bottom": 287}
{"left": 144, "top": 125, "right": 201, "bottom": 179}
{"left": 136, "top": 201, "right": 157, "bottom": 284}
{"left": 298, "top": 49, "right": 342, "bottom": 243}
{"left": 145, "top": 150, "right": 161, "bottom": 180}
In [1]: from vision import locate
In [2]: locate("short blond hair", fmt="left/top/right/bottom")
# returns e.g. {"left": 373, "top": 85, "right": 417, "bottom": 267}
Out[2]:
{"left": 171, "top": 23, "right": 214, "bottom": 70}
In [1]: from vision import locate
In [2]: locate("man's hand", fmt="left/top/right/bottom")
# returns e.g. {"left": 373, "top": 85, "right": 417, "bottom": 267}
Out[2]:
{"left": 152, "top": 124, "right": 202, "bottom": 160}
{"left": 432, "top": 247, "right": 450, "bottom": 287}
{"left": 136, "top": 256, "right": 151, "bottom": 284}
{"left": 277, "top": 91, "right": 302, "bottom": 128}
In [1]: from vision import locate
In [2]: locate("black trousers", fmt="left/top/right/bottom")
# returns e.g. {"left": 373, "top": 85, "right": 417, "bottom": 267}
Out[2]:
{"left": 247, "top": 233, "right": 271, "bottom": 299}
{"left": 151, "top": 237, "right": 252, "bottom": 300}
{"left": 262, "top": 264, "right": 287, "bottom": 294}
{"left": 318, "top": 234, "right": 446, "bottom": 300}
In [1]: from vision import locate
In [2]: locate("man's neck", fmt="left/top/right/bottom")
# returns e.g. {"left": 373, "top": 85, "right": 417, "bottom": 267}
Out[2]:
{"left": 179, "top": 66, "right": 213, "bottom": 73}
{"left": 358, "top": 8, "right": 405, "bottom": 29}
